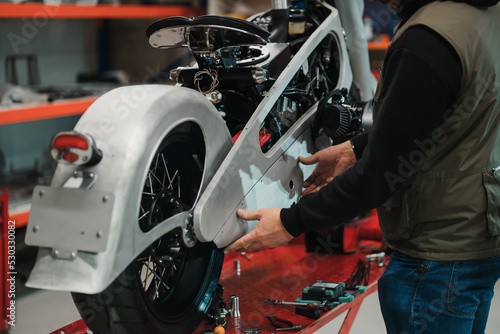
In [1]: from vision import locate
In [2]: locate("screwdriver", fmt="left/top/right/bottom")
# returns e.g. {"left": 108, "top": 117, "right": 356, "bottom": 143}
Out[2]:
{"left": 261, "top": 298, "right": 324, "bottom": 310}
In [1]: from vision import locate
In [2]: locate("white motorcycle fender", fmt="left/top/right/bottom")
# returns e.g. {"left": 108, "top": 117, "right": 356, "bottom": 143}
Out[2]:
{"left": 25, "top": 85, "right": 232, "bottom": 294}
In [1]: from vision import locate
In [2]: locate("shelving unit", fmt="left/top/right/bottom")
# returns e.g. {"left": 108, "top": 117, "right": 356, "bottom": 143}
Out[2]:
{"left": 1, "top": 97, "right": 100, "bottom": 228}
{"left": 1, "top": 3, "right": 201, "bottom": 229}
{"left": 0, "top": 3, "right": 201, "bottom": 19}
{"left": 0, "top": 97, "right": 97, "bottom": 125}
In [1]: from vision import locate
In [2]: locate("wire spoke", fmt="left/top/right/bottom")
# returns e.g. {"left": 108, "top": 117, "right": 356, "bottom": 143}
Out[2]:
{"left": 177, "top": 175, "right": 181, "bottom": 199}
{"left": 168, "top": 170, "right": 179, "bottom": 190}
{"left": 148, "top": 174, "right": 154, "bottom": 195}
{"left": 161, "top": 153, "right": 167, "bottom": 188}
{"left": 135, "top": 134, "right": 204, "bottom": 306}
{"left": 138, "top": 210, "right": 150, "bottom": 221}
{"left": 153, "top": 267, "right": 167, "bottom": 300}
{"left": 150, "top": 169, "right": 165, "bottom": 188}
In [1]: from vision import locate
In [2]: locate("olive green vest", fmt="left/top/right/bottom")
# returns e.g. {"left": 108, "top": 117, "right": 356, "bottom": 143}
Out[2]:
{"left": 374, "top": 1, "right": 500, "bottom": 260}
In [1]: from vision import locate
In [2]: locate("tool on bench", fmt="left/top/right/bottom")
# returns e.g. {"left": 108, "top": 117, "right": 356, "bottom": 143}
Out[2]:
{"left": 365, "top": 252, "right": 386, "bottom": 267}
{"left": 302, "top": 281, "right": 346, "bottom": 302}
{"left": 261, "top": 298, "right": 323, "bottom": 319}
{"left": 296, "top": 285, "right": 367, "bottom": 307}
{"left": 266, "top": 314, "right": 302, "bottom": 331}
{"left": 261, "top": 298, "right": 325, "bottom": 309}
{"left": 292, "top": 305, "right": 321, "bottom": 319}
{"left": 235, "top": 259, "right": 241, "bottom": 276}
{"left": 199, "top": 315, "right": 227, "bottom": 334}
{"left": 240, "top": 252, "right": 251, "bottom": 261}
{"left": 240, "top": 329, "right": 262, "bottom": 334}
{"left": 214, "top": 316, "right": 227, "bottom": 334}
{"left": 230, "top": 295, "right": 241, "bottom": 317}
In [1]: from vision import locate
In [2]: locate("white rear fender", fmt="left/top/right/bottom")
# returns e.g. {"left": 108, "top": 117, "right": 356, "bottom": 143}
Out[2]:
{"left": 25, "top": 85, "right": 232, "bottom": 294}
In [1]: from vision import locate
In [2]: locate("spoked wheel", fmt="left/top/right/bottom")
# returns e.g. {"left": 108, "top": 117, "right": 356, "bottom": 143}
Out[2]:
{"left": 72, "top": 123, "right": 224, "bottom": 334}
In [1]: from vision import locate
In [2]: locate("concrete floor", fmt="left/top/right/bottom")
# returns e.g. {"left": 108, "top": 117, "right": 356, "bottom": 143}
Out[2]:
{"left": 10, "top": 281, "right": 500, "bottom": 333}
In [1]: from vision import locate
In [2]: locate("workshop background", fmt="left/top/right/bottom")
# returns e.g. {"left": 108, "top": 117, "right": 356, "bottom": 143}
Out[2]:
{"left": 1, "top": 0, "right": 498, "bottom": 333}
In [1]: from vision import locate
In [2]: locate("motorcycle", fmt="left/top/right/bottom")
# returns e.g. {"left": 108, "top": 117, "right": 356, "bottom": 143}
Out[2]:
{"left": 25, "top": 0, "right": 376, "bottom": 333}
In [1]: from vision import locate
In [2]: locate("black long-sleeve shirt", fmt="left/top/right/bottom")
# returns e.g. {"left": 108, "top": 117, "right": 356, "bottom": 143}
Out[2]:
{"left": 280, "top": 25, "right": 463, "bottom": 236}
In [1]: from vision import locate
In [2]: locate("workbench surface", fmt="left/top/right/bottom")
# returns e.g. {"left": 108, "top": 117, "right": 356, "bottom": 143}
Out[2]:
{"left": 51, "top": 239, "right": 386, "bottom": 334}
{"left": 196, "top": 240, "right": 387, "bottom": 333}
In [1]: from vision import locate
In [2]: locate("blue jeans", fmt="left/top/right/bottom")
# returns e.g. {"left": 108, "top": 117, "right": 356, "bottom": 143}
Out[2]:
{"left": 378, "top": 251, "right": 500, "bottom": 334}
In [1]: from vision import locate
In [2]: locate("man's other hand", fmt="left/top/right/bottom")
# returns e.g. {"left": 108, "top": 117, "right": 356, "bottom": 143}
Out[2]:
{"left": 300, "top": 140, "right": 356, "bottom": 195}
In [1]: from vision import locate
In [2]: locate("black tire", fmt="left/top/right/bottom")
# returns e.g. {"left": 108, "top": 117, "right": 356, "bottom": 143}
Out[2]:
{"left": 72, "top": 123, "right": 224, "bottom": 334}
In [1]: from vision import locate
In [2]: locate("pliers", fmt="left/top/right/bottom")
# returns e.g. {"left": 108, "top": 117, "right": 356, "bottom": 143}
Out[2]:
{"left": 266, "top": 314, "right": 302, "bottom": 331}
{"left": 240, "top": 329, "right": 262, "bottom": 334}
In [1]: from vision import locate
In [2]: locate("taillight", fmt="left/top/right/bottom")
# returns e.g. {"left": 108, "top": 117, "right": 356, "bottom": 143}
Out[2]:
{"left": 50, "top": 131, "right": 102, "bottom": 166}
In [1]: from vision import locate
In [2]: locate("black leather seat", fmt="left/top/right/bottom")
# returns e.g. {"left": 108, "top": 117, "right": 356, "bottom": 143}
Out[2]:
{"left": 146, "top": 15, "right": 271, "bottom": 42}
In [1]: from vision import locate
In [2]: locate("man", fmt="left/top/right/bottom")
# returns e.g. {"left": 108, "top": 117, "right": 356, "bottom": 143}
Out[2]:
{"left": 225, "top": 0, "right": 500, "bottom": 332}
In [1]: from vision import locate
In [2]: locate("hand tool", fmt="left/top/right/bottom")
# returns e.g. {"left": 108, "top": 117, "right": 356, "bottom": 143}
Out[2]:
{"left": 261, "top": 298, "right": 325, "bottom": 309}
{"left": 235, "top": 259, "right": 241, "bottom": 276}
{"left": 266, "top": 314, "right": 302, "bottom": 331}
{"left": 240, "top": 252, "right": 251, "bottom": 261}
{"left": 240, "top": 329, "right": 262, "bottom": 334}
{"left": 302, "top": 281, "right": 345, "bottom": 302}
{"left": 199, "top": 316, "right": 228, "bottom": 334}
{"left": 365, "top": 252, "right": 386, "bottom": 267}
{"left": 214, "top": 316, "right": 227, "bottom": 334}
{"left": 276, "top": 326, "right": 302, "bottom": 332}
{"left": 230, "top": 295, "right": 240, "bottom": 317}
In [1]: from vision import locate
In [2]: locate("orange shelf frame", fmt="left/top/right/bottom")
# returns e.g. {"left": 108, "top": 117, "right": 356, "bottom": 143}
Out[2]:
{"left": 9, "top": 210, "right": 30, "bottom": 229}
{"left": 0, "top": 4, "right": 200, "bottom": 19}
{"left": 367, "top": 40, "right": 391, "bottom": 50}
{"left": 0, "top": 97, "right": 97, "bottom": 125}
{"left": 367, "top": 34, "right": 391, "bottom": 50}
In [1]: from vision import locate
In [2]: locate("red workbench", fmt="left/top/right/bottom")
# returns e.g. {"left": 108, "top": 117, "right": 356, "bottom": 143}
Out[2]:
{"left": 52, "top": 240, "right": 386, "bottom": 334}
{"left": 196, "top": 241, "right": 386, "bottom": 333}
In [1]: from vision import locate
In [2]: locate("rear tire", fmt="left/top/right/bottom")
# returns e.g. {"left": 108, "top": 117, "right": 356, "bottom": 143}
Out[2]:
{"left": 72, "top": 123, "right": 224, "bottom": 334}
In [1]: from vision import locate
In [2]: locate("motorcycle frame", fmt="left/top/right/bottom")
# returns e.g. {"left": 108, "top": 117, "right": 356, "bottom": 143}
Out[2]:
{"left": 25, "top": 0, "right": 375, "bottom": 294}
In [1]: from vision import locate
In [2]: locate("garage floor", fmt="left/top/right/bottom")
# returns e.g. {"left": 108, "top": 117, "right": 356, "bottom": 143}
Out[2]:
{"left": 10, "top": 281, "right": 500, "bottom": 333}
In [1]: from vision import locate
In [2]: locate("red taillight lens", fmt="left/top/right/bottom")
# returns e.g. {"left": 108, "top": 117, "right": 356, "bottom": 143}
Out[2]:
{"left": 53, "top": 134, "right": 89, "bottom": 151}
{"left": 50, "top": 131, "right": 102, "bottom": 166}
{"left": 62, "top": 152, "right": 80, "bottom": 163}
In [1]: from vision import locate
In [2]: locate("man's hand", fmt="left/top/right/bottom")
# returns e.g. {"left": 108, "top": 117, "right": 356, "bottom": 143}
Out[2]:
{"left": 300, "top": 140, "right": 356, "bottom": 195}
{"left": 224, "top": 208, "right": 293, "bottom": 254}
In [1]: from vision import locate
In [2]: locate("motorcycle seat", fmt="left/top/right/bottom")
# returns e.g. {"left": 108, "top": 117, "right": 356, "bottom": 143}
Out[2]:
{"left": 147, "top": 15, "right": 271, "bottom": 49}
